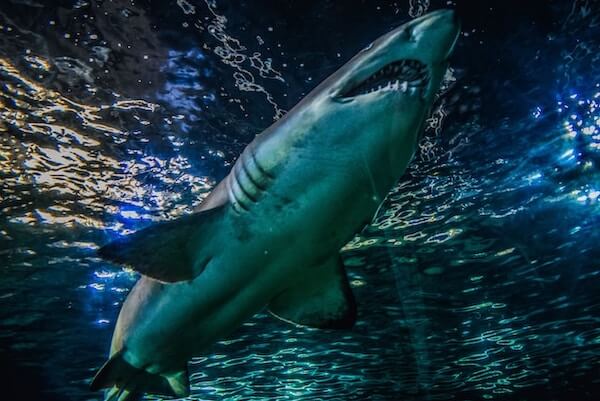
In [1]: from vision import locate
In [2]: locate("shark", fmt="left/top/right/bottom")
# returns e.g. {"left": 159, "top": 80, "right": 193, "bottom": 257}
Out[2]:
{"left": 90, "top": 9, "right": 460, "bottom": 401}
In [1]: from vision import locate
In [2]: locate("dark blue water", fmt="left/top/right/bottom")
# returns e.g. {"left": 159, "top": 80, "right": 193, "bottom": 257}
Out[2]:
{"left": 1, "top": 1, "right": 599, "bottom": 400}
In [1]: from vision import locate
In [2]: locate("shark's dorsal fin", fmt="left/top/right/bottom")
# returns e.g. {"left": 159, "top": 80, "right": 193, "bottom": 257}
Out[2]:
{"left": 268, "top": 256, "right": 357, "bottom": 329}
{"left": 98, "top": 206, "right": 225, "bottom": 282}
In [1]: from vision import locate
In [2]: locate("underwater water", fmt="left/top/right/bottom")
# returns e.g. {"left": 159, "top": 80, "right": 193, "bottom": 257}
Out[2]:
{"left": 0, "top": 0, "right": 599, "bottom": 400}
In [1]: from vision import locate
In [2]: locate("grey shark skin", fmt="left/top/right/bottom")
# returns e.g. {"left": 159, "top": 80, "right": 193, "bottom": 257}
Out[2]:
{"left": 91, "top": 10, "right": 460, "bottom": 401}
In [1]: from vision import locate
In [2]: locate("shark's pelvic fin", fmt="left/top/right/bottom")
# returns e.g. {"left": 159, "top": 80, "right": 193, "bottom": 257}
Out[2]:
{"left": 98, "top": 206, "right": 225, "bottom": 282}
{"left": 166, "top": 369, "right": 190, "bottom": 397}
{"left": 90, "top": 349, "right": 190, "bottom": 399}
{"left": 268, "top": 256, "right": 357, "bottom": 329}
{"left": 104, "top": 386, "right": 142, "bottom": 401}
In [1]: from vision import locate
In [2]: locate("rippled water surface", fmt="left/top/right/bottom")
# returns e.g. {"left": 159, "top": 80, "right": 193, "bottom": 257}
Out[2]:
{"left": 1, "top": 1, "right": 599, "bottom": 400}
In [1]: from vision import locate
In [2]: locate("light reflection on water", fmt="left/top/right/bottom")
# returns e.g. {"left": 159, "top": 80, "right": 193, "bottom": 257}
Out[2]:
{"left": 0, "top": 53, "right": 216, "bottom": 232}
{"left": 1, "top": 1, "right": 599, "bottom": 401}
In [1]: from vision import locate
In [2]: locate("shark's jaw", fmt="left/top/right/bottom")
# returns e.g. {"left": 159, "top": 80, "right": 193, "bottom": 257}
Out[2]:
{"left": 338, "top": 59, "right": 430, "bottom": 99}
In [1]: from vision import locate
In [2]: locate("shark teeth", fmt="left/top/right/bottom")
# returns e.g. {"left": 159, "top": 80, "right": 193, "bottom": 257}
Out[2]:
{"left": 341, "top": 59, "right": 429, "bottom": 98}
{"left": 359, "top": 78, "right": 417, "bottom": 96}
{"left": 364, "top": 80, "right": 411, "bottom": 95}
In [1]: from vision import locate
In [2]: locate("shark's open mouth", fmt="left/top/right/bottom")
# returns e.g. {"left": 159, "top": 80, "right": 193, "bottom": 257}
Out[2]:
{"left": 341, "top": 59, "right": 429, "bottom": 98}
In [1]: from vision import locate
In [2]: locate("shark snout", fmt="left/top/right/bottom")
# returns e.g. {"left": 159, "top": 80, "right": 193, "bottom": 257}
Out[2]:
{"left": 408, "top": 9, "right": 460, "bottom": 62}
{"left": 322, "top": 9, "right": 461, "bottom": 102}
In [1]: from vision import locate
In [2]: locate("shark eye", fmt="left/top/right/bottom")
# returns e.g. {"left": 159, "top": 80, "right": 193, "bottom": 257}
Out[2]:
{"left": 362, "top": 42, "right": 374, "bottom": 52}
{"left": 402, "top": 27, "right": 415, "bottom": 42}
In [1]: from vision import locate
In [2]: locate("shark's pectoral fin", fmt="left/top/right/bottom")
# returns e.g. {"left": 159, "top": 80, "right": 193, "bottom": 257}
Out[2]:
{"left": 268, "top": 256, "right": 357, "bottom": 329}
{"left": 98, "top": 206, "right": 225, "bottom": 282}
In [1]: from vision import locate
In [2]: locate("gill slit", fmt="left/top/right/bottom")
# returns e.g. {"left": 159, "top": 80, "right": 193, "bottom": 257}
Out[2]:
{"left": 234, "top": 162, "right": 258, "bottom": 202}
{"left": 226, "top": 174, "right": 247, "bottom": 213}
{"left": 240, "top": 156, "right": 267, "bottom": 191}
{"left": 250, "top": 148, "right": 274, "bottom": 180}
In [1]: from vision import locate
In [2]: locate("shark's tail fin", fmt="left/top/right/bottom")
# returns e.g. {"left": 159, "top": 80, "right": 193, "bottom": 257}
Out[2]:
{"left": 90, "top": 350, "right": 190, "bottom": 401}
